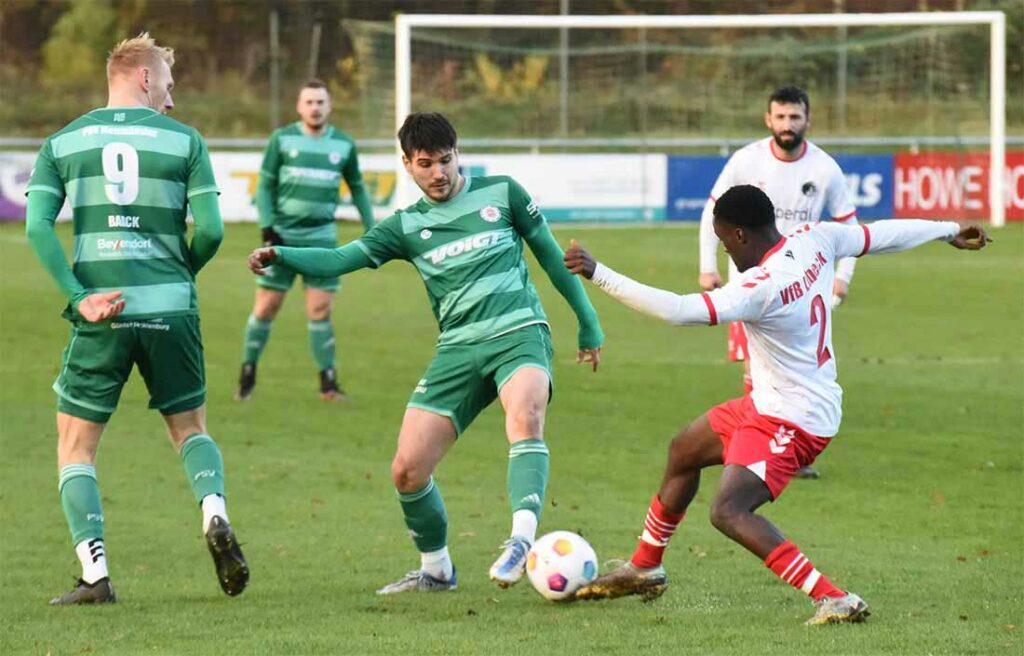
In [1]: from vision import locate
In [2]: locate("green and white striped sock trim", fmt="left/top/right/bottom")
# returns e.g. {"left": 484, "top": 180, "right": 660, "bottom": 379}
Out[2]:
{"left": 509, "top": 439, "right": 549, "bottom": 458}
{"left": 397, "top": 477, "right": 436, "bottom": 502}
{"left": 58, "top": 464, "right": 96, "bottom": 492}
{"left": 307, "top": 320, "right": 332, "bottom": 332}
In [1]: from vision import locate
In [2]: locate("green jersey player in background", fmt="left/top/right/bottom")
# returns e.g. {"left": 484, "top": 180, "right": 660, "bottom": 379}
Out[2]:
{"left": 25, "top": 33, "right": 248, "bottom": 604}
{"left": 247, "top": 113, "right": 604, "bottom": 593}
{"left": 235, "top": 79, "right": 376, "bottom": 402}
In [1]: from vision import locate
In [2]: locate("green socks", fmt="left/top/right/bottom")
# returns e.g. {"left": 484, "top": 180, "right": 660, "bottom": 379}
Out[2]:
{"left": 59, "top": 464, "right": 104, "bottom": 545}
{"left": 508, "top": 439, "right": 549, "bottom": 518}
{"left": 180, "top": 434, "right": 225, "bottom": 503}
{"left": 398, "top": 477, "right": 448, "bottom": 553}
{"left": 307, "top": 320, "right": 336, "bottom": 371}
{"left": 242, "top": 314, "right": 272, "bottom": 364}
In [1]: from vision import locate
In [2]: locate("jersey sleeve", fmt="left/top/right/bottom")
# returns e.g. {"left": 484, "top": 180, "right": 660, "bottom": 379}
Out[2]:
{"left": 259, "top": 131, "right": 281, "bottom": 183}
{"left": 708, "top": 153, "right": 739, "bottom": 202}
{"left": 814, "top": 219, "right": 958, "bottom": 261}
{"left": 186, "top": 130, "right": 219, "bottom": 198}
{"left": 702, "top": 268, "right": 777, "bottom": 325}
{"left": 353, "top": 213, "right": 406, "bottom": 267}
{"left": 507, "top": 177, "right": 546, "bottom": 240}
{"left": 825, "top": 160, "right": 857, "bottom": 223}
{"left": 25, "top": 139, "right": 65, "bottom": 201}
{"left": 699, "top": 155, "right": 739, "bottom": 273}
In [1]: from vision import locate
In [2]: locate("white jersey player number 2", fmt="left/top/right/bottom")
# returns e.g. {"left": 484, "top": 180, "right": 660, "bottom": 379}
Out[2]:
{"left": 809, "top": 294, "right": 832, "bottom": 367}
{"left": 101, "top": 142, "right": 139, "bottom": 205}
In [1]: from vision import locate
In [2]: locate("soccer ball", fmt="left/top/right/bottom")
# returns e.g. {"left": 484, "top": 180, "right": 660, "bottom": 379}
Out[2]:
{"left": 526, "top": 531, "right": 598, "bottom": 601}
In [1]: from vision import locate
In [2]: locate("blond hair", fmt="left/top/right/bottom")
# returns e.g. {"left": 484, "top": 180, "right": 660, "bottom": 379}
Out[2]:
{"left": 106, "top": 32, "right": 174, "bottom": 80}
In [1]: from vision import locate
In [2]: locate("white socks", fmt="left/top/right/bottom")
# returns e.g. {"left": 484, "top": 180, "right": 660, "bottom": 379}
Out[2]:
{"left": 511, "top": 509, "right": 538, "bottom": 544}
{"left": 75, "top": 538, "right": 109, "bottom": 584}
{"left": 201, "top": 494, "right": 228, "bottom": 533}
{"left": 420, "top": 546, "right": 454, "bottom": 581}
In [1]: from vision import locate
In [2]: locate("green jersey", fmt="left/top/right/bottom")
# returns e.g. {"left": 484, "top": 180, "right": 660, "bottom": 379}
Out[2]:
{"left": 356, "top": 175, "right": 549, "bottom": 346}
{"left": 259, "top": 123, "right": 366, "bottom": 245}
{"left": 27, "top": 107, "right": 218, "bottom": 320}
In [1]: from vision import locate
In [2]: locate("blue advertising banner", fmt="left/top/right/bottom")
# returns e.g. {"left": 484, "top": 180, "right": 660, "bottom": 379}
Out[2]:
{"left": 666, "top": 153, "right": 894, "bottom": 221}
{"left": 832, "top": 154, "right": 893, "bottom": 220}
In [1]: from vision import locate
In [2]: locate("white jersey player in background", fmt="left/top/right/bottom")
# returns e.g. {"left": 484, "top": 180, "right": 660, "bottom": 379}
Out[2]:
{"left": 699, "top": 86, "right": 857, "bottom": 479}
{"left": 564, "top": 184, "right": 990, "bottom": 625}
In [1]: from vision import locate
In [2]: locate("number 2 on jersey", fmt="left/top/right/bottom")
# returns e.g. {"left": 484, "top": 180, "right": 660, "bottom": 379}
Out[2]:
{"left": 810, "top": 294, "right": 832, "bottom": 367}
{"left": 101, "top": 142, "right": 139, "bottom": 205}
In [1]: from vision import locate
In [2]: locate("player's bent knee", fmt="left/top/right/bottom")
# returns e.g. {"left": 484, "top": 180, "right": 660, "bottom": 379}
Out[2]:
{"left": 391, "top": 458, "right": 430, "bottom": 493}
{"left": 708, "top": 497, "right": 745, "bottom": 536}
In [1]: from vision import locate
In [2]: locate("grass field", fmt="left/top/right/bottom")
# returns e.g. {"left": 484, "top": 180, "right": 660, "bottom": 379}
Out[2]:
{"left": 1, "top": 221, "right": 1021, "bottom": 655}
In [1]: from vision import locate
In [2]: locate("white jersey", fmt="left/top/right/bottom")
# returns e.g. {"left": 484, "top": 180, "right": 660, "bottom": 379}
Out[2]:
{"left": 592, "top": 219, "right": 959, "bottom": 436}
{"left": 699, "top": 137, "right": 859, "bottom": 283}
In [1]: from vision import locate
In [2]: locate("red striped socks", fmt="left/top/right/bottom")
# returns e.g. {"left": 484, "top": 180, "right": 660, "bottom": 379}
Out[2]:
{"left": 630, "top": 495, "right": 685, "bottom": 569}
{"left": 764, "top": 541, "right": 844, "bottom": 601}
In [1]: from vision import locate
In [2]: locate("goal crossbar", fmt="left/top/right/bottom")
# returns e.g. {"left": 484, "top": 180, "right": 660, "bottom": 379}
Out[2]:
{"left": 395, "top": 11, "right": 1007, "bottom": 224}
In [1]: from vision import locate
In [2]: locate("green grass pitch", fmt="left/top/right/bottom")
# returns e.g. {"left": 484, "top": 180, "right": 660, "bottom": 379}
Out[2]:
{"left": 1, "top": 221, "right": 1021, "bottom": 655}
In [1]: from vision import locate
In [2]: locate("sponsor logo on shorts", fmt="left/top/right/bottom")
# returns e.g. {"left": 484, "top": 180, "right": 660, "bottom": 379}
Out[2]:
{"left": 479, "top": 205, "right": 501, "bottom": 222}
{"left": 414, "top": 378, "right": 428, "bottom": 394}
{"left": 111, "top": 321, "right": 170, "bottom": 331}
{"left": 769, "top": 425, "right": 796, "bottom": 454}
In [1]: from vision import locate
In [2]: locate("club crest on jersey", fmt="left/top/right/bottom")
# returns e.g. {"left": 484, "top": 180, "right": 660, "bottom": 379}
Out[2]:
{"left": 329, "top": 151, "right": 342, "bottom": 165}
{"left": 420, "top": 229, "right": 432, "bottom": 240}
{"left": 801, "top": 181, "right": 818, "bottom": 197}
{"left": 289, "top": 149, "right": 299, "bottom": 158}
{"left": 479, "top": 205, "right": 501, "bottom": 222}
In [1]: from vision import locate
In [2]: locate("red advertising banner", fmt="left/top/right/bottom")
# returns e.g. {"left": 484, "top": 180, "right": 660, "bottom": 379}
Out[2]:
{"left": 894, "top": 152, "right": 1024, "bottom": 221}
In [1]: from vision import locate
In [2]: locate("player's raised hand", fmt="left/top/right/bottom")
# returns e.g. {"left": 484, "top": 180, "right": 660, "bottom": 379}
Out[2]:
{"left": 698, "top": 272, "right": 723, "bottom": 291}
{"left": 77, "top": 291, "right": 125, "bottom": 323}
{"left": 577, "top": 347, "right": 601, "bottom": 373}
{"left": 248, "top": 247, "right": 277, "bottom": 275}
{"left": 949, "top": 224, "right": 992, "bottom": 250}
{"left": 564, "top": 239, "right": 597, "bottom": 279}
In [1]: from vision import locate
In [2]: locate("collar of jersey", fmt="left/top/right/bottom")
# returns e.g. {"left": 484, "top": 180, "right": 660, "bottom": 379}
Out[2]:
{"left": 422, "top": 175, "right": 472, "bottom": 207}
{"left": 758, "top": 236, "right": 788, "bottom": 266}
{"left": 89, "top": 106, "right": 159, "bottom": 114}
{"left": 293, "top": 121, "right": 334, "bottom": 139}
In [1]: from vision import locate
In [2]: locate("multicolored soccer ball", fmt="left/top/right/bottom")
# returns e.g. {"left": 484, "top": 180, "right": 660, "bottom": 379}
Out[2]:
{"left": 526, "top": 531, "right": 598, "bottom": 601}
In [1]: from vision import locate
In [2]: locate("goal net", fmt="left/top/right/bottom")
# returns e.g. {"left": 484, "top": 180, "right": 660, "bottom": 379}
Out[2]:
{"left": 341, "top": 13, "right": 1008, "bottom": 223}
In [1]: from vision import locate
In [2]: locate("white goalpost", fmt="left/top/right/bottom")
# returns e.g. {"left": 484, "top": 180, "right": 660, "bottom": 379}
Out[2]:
{"left": 394, "top": 11, "right": 1007, "bottom": 225}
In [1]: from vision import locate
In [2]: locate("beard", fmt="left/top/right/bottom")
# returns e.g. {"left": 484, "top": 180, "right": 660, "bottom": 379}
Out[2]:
{"left": 772, "top": 130, "right": 805, "bottom": 152}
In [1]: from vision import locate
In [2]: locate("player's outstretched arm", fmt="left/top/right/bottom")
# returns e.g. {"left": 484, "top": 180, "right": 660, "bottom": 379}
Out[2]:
{"left": 825, "top": 219, "right": 991, "bottom": 260}
{"left": 187, "top": 191, "right": 224, "bottom": 274}
{"left": 525, "top": 226, "right": 604, "bottom": 370}
{"left": 565, "top": 239, "right": 715, "bottom": 327}
{"left": 26, "top": 191, "right": 125, "bottom": 322}
{"left": 247, "top": 241, "right": 373, "bottom": 278}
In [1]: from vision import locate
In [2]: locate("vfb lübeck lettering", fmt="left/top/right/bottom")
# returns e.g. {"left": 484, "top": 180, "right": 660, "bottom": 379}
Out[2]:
{"left": 780, "top": 251, "right": 829, "bottom": 306}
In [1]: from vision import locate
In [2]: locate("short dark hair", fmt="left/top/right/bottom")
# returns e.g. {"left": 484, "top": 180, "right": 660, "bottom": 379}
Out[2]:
{"left": 398, "top": 112, "right": 457, "bottom": 158}
{"left": 301, "top": 78, "right": 329, "bottom": 94}
{"left": 768, "top": 85, "right": 810, "bottom": 113}
{"left": 713, "top": 185, "right": 776, "bottom": 230}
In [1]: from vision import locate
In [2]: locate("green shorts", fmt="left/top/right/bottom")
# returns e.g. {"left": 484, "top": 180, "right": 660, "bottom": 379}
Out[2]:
{"left": 408, "top": 323, "right": 554, "bottom": 435}
{"left": 257, "top": 240, "right": 340, "bottom": 292}
{"left": 53, "top": 315, "right": 206, "bottom": 423}
{"left": 257, "top": 263, "right": 340, "bottom": 292}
